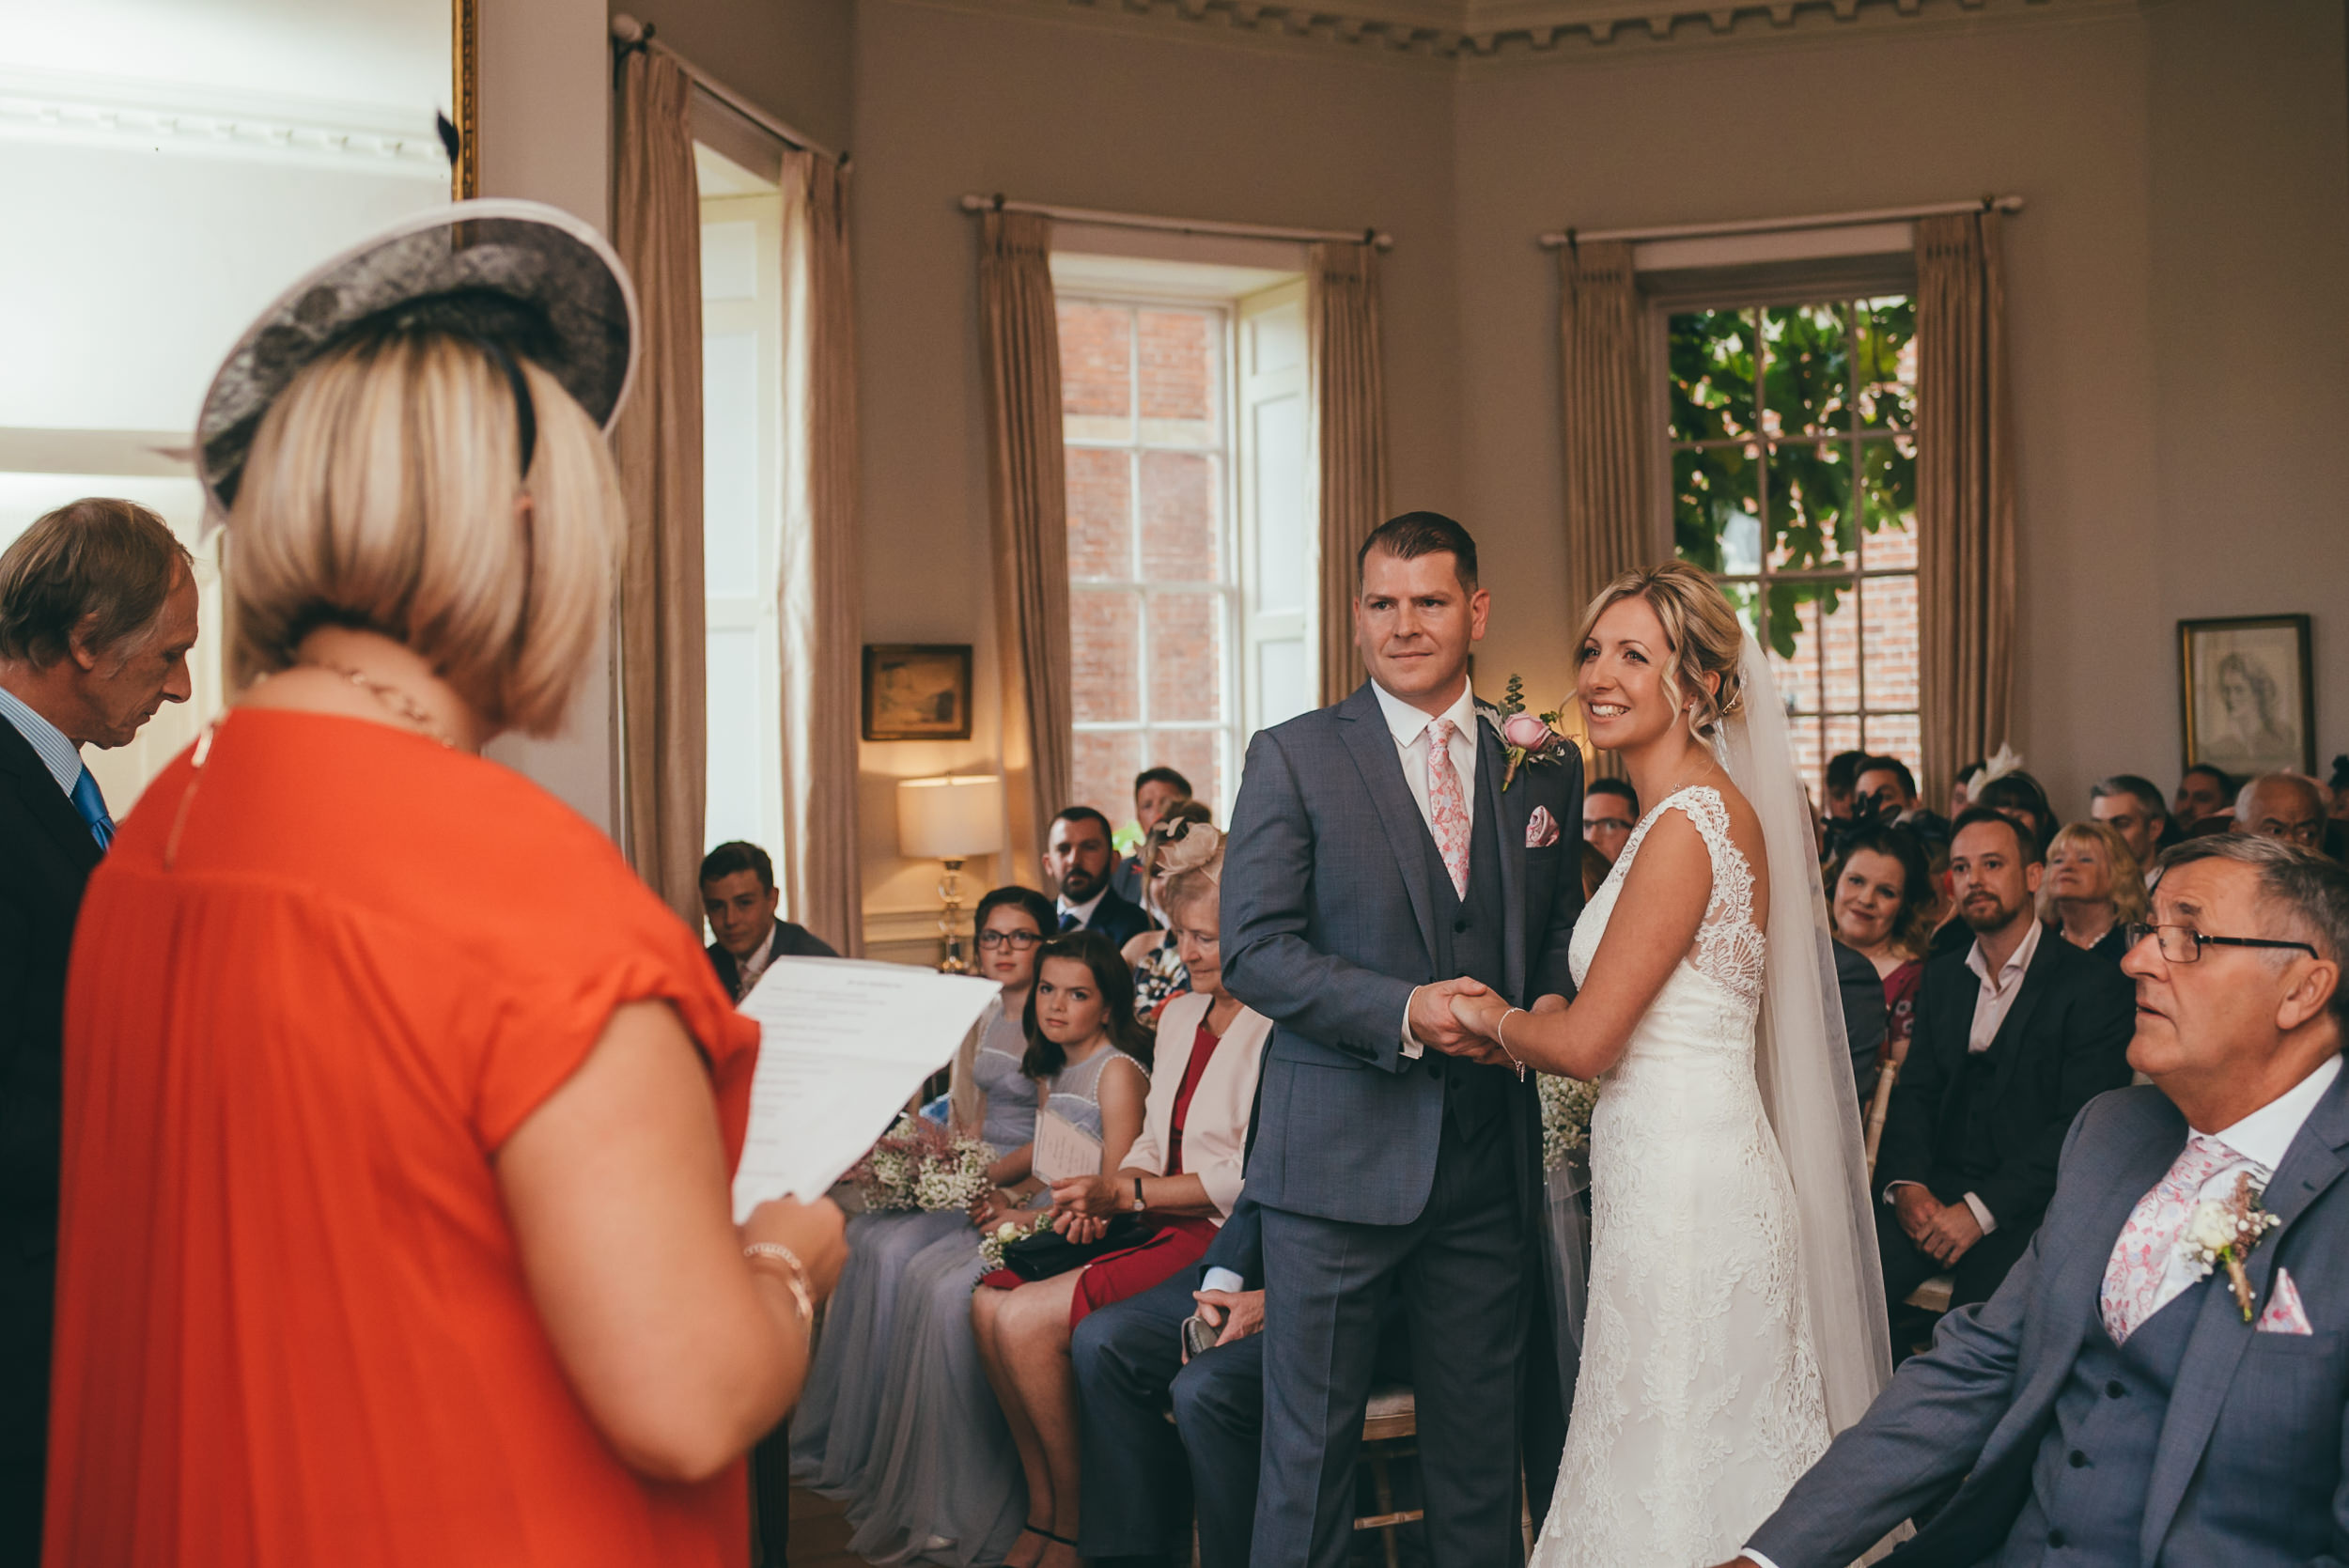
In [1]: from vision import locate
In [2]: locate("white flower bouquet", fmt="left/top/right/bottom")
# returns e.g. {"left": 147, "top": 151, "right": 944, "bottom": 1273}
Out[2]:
{"left": 1538, "top": 1073, "right": 1599, "bottom": 1173}
{"left": 976, "top": 1211, "right": 1057, "bottom": 1276}
{"left": 846, "top": 1113, "right": 993, "bottom": 1215}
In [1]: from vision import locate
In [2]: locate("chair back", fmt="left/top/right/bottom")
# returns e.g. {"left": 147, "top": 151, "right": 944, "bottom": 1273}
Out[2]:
{"left": 1863, "top": 1055, "right": 1900, "bottom": 1182}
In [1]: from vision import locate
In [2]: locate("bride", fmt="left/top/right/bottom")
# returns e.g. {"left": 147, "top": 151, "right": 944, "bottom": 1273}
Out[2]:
{"left": 1452, "top": 563, "right": 1892, "bottom": 1566}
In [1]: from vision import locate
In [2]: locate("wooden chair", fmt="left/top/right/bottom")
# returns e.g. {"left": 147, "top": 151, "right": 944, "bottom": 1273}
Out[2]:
{"left": 1354, "top": 1383, "right": 1422, "bottom": 1567}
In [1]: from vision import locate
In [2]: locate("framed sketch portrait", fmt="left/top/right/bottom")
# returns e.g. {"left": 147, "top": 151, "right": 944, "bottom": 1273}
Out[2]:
{"left": 863, "top": 644, "right": 973, "bottom": 741}
{"left": 2179, "top": 615, "right": 2314, "bottom": 777}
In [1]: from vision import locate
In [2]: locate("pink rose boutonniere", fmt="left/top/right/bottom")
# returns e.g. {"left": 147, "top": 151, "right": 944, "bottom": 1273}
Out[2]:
{"left": 1491, "top": 674, "right": 1574, "bottom": 792}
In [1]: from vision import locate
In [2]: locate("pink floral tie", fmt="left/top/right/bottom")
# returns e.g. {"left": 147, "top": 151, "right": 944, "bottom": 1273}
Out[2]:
{"left": 2098, "top": 1134, "right": 2241, "bottom": 1344}
{"left": 1426, "top": 718, "right": 1470, "bottom": 900}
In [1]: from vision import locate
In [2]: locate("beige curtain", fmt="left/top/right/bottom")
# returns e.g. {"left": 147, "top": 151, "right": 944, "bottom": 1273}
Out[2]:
{"left": 978, "top": 211, "right": 1071, "bottom": 886}
{"left": 1557, "top": 240, "right": 1651, "bottom": 628}
{"left": 1310, "top": 241, "right": 1390, "bottom": 706}
{"left": 1915, "top": 210, "right": 2017, "bottom": 808}
{"left": 613, "top": 49, "right": 707, "bottom": 928}
{"left": 777, "top": 149, "right": 864, "bottom": 955}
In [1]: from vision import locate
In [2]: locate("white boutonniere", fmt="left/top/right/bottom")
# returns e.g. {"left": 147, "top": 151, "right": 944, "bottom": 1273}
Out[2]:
{"left": 1488, "top": 674, "right": 1575, "bottom": 792}
{"left": 2176, "top": 1172, "right": 2283, "bottom": 1321}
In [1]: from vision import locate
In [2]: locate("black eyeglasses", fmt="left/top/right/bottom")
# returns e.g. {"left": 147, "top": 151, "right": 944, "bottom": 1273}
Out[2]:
{"left": 976, "top": 929, "right": 1044, "bottom": 951}
{"left": 2122, "top": 924, "right": 2320, "bottom": 965}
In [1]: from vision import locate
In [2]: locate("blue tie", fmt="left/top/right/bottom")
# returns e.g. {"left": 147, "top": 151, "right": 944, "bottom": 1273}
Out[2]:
{"left": 70, "top": 767, "right": 115, "bottom": 851}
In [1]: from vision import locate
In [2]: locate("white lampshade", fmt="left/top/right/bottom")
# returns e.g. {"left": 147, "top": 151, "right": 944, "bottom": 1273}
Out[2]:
{"left": 898, "top": 775, "right": 1006, "bottom": 861}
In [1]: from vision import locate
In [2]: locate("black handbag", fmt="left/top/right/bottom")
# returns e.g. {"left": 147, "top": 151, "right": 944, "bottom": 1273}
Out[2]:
{"left": 1000, "top": 1215, "right": 1148, "bottom": 1281}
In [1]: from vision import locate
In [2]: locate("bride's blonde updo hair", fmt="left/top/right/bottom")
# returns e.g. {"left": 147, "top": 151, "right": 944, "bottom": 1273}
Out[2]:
{"left": 1576, "top": 560, "right": 1748, "bottom": 742}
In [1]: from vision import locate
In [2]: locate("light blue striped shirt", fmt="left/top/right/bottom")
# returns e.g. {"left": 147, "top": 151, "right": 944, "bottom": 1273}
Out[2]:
{"left": 0, "top": 682, "right": 84, "bottom": 797}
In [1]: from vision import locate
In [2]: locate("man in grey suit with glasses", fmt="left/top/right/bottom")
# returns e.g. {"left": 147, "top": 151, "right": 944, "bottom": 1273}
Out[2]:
{"left": 1222, "top": 512, "right": 1584, "bottom": 1567}
{"left": 1719, "top": 833, "right": 2349, "bottom": 1568}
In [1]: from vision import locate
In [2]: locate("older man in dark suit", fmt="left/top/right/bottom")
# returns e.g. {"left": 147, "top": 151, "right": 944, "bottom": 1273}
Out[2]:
{"left": 1875, "top": 808, "right": 2138, "bottom": 1334}
{"left": 0, "top": 499, "right": 196, "bottom": 1562}
{"left": 1221, "top": 512, "right": 1583, "bottom": 1567}
{"left": 1720, "top": 834, "right": 2349, "bottom": 1568}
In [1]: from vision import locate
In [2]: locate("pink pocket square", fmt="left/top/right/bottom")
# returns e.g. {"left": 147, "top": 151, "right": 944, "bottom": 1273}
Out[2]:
{"left": 2257, "top": 1267, "right": 2313, "bottom": 1335}
{"left": 1526, "top": 807, "right": 1561, "bottom": 849}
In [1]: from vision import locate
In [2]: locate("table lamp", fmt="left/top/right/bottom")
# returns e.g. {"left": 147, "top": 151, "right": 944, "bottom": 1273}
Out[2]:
{"left": 897, "top": 774, "right": 1006, "bottom": 973}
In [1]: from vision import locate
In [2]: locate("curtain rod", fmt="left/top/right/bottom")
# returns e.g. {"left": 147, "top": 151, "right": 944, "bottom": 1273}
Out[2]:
{"left": 1537, "top": 194, "right": 2024, "bottom": 250}
{"left": 609, "top": 13, "right": 844, "bottom": 165}
{"left": 958, "top": 194, "right": 1392, "bottom": 251}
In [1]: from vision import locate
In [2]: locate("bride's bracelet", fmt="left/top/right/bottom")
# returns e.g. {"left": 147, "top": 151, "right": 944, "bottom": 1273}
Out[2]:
{"left": 1495, "top": 1009, "right": 1529, "bottom": 1081}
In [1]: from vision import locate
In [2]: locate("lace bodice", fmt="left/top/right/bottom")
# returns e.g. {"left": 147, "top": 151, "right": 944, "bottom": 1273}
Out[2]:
{"left": 1570, "top": 784, "right": 1765, "bottom": 1015}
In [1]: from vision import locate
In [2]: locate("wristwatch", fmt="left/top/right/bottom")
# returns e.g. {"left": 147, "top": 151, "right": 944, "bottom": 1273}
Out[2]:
{"left": 1131, "top": 1175, "right": 1146, "bottom": 1213}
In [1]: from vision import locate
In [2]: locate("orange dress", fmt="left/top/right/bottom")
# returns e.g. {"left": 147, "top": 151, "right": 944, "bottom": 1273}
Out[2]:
{"left": 43, "top": 709, "right": 761, "bottom": 1568}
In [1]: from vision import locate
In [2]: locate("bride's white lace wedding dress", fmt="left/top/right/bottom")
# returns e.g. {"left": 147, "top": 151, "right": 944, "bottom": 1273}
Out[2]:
{"left": 1532, "top": 784, "right": 1832, "bottom": 1568}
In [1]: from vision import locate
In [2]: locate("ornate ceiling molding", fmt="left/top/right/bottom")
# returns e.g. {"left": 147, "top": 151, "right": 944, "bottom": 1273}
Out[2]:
{"left": 0, "top": 69, "right": 445, "bottom": 179}
{"left": 909, "top": 0, "right": 2139, "bottom": 62}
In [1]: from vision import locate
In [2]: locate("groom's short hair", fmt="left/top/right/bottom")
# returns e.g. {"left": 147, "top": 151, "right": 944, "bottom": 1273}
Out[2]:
{"left": 1358, "top": 511, "right": 1478, "bottom": 590}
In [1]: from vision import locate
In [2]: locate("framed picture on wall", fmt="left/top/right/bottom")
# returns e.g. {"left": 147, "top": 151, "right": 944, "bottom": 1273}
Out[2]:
{"left": 2178, "top": 614, "right": 2314, "bottom": 777}
{"left": 863, "top": 644, "right": 974, "bottom": 741}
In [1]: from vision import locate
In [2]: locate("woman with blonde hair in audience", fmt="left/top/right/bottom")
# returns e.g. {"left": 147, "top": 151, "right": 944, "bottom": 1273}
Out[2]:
{"left": 1828, "top": 824, "right": 1937, "bottom": 1081}
{"left": 973, "top": 825, "right": 1266, "bottom": 1568}
{"left": 792, "top": 885, "right": 1055, "bottom": 1497}
{"left": 2038, "top": 819, "right": 2147, "bottom": 964}
{"left": 1120, "top": 798, "right": 1213, "bottom": 1022}
{"left": 44, "top": 204, "right": 847, "bottom": 1568}
{"left": 844, "top": 931, "right": 1152, "bottom": 1568}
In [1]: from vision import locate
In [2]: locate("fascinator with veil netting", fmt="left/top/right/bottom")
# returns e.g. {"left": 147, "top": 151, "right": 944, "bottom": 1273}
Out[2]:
{"left": 1718, "top": 631, "right": 1897, "bottom": 1433}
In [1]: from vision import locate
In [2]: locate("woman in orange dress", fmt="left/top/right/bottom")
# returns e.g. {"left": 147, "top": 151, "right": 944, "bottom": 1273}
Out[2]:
{"left": 42, "top": 204, "right": 847, "bottom": 1568}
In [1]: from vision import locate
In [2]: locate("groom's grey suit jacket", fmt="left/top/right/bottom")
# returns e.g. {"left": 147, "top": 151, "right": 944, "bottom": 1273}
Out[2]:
{"left": 1220, "top": 680, "right": 1583, "bottom": 1228}
{"left": 1749, "top": 1072, "right": 2349, "bottom": 1568}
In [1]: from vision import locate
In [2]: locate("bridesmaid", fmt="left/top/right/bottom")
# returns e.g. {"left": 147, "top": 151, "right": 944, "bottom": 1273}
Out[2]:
{"left": 791, "top": 886, "right": 1054, "bottom": 1494}
{"left": 843, "top": 933, "right": 1150, "bottom": 1568}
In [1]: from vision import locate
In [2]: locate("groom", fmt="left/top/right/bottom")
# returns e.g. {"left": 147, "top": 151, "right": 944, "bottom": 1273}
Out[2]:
{"left": 1718, "top": 832, "right": 2349, "bottom": 1568}
{"left": 1222, "top": 511, "right": 1584, "bottom": 1566}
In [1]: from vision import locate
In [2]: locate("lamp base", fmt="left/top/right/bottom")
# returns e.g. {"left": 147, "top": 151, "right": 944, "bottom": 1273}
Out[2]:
{"left": 936, "top": 858, "right": 970, "bottom": 974}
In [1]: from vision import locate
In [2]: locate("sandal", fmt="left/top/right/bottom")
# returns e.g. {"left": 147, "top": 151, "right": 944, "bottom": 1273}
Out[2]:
{"left": 990, "top": 1521, "right": 1069, "bottom": 1568}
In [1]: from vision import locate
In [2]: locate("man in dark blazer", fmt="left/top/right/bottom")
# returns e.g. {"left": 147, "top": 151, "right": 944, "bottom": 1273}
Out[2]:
{"left": 1221, "top": 512, "right": 1583, "bottom": 1567}
{"left": 1044, "top": 805, "right": 1152, "bottom": 949}
{"left": 1875, "top": 808, "right": 2137, "bottom": 1333}
{"left": 0, "top": 500, "right": 196, "bottom": 1563}
{"left": 1721, "top": 835, "right": 2349, "bottom": 1568}
{"left": 699, "top": 840, "right": 838, "bottom": 1002}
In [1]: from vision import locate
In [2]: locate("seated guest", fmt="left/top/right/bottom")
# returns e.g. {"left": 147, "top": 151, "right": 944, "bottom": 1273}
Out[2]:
{"left": 1121, "top": 803, "right": 1214, "bottom": 1022}
{"left": 1823, "top": 748, "right": 1867, "bottom": 825}
{"left": 2088, "top": 772, "right": 2177, "bottom": 866}
{"left": 700, "top": 840, "right": 836, "bottom": 1001}
{"left": 973, "top": 843, "right": 1266, "bottom": 1568}
{"left": 1973, "top": 768, "right": 2056, "bottom": 855}
{"left": 2233, "top": 770, "right": 2328, "bottom": 852}
{"left": 1948, "top": 757, "right": 1986, "bottom": 819}
{"left": 44, "top": 210, "right": 848, "bottom": 1568}
{"left": 1874, "top": 811, "right": 2136, "bottom": 1344}
{"left": 1070, "top": 1196, "right": 1423, "bottom": 1568}
{"left": 2173, "top": 761, "right": 2235, "bottom": 833}
{"left": 2040, "top": 820, "right": 2148, "bottom": 963}
{"left": 1110, "top": 765, "right": 1193, "bottom": 905}
{"left": 1841, "top": 754, "right": 1950, "bottom": 862}
{"left": 792, "top": 886, "right": 1053, "bottom": 1498}
{"left": 2329, "top": 754, "right": 2349, "bottom": 861}
{"left": 1581, "top": 776, "right": 1638, "bottom": 864}
{"left": 844, "top": 931, "right": 1152, "bottom": 1568}
{"left": 1047, "top": 805, "right": 1152, "bottom": 947}
{"left": 1828, "top": 826, "right": 1937, "bottom": 1089}
{"left": 1724, "top": 836, "right": 2349, "bottom": 1568}
{"left": 0, "top": 497, "right": 197, "bottom": 1559}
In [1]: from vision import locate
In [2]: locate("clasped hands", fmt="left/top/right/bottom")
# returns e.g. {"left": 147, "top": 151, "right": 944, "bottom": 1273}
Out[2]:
{"left": 1044, "top": 1173, "right": 1125, "bottom": 1246}
{"left": 1891, "top": 1183, "right": 1984, "bottom": 1266}
{"left": 1413, "top": 981, "right": 1565, "bottom": 1070}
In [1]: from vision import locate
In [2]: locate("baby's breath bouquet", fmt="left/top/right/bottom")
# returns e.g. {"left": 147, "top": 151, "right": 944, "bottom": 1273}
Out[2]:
{"left": 976, "top": 1210, "right": 1057, "bottom": 1276}
{"left": 1538, "top": 1073, "right": 1599, "bottom": 1173}
{"left": 846, "top": 1113, "right": 993, "bottom": 1214}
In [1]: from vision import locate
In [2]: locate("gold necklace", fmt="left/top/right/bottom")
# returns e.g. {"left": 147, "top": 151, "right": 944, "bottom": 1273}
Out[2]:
{"left": 298, "top": 660, "right": 459, "bottom": 749}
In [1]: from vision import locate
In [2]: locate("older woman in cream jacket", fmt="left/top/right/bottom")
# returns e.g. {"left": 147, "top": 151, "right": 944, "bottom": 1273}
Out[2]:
{"left": 968, "top": 823, "right": 1263, "bottom": 1568}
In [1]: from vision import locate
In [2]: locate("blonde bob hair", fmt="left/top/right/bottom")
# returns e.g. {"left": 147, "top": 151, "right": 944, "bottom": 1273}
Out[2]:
{"left": 226, "top": 332, "right": 624, "bottom": 737}
{"left": 1575, "top": 560, "right": 1747, "bottom": 743}
{"left": 2036, "top": 819, "right": 2151, "bottom": 928}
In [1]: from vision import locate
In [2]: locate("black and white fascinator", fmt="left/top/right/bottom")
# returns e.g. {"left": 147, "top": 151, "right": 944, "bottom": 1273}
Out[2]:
{"left": 195, "top": 198, "right": 639, "bottom": 516}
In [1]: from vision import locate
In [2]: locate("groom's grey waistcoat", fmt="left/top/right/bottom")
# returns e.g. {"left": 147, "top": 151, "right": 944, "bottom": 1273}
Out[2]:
{"left": 1220, "top": 680, "right": 1582, "bottom": 1228}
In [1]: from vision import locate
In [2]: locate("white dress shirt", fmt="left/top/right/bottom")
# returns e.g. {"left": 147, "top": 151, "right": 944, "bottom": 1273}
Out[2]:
{"left": 1370, "top": 675, "right": 1480, "bottom": 1058}
{"left": 1750, "top": 1053, "right": 2344, "bottom": 1568}
{"left": 1057, "top": 888, "right": 1108, "bottom": 930}
{"left": 0, "top": 683, "right": 84, "bottom": 796}
{"left": 733, "top": 924, "right": 783, "bottom": 1001}
{"left": 1885, "top": 919, "right": 2046, "bottom": 1235}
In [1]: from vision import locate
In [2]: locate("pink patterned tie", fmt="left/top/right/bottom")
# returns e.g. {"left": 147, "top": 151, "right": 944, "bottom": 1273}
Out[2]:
{"left": 1426, "top": 718, "right": 1470, "bottom": 900}
{"left": 2098, "top": 1134, "right": 2241, "bottom": 1344}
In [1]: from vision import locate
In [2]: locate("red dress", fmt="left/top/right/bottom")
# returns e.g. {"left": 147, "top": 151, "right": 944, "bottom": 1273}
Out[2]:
{"left": 44, "top": 710, "right": 761, "bottom": 1568}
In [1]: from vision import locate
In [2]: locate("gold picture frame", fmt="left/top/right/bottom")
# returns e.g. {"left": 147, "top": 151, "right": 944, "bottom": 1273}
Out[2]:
{"left": 2178, "top": 614, "right": 2314, "bottom": 777}
{"left": 863, "top": 645, "right": 975, "bottom": 741}
{"left": 451, "top": 0, "right": 478, "bottom": 200}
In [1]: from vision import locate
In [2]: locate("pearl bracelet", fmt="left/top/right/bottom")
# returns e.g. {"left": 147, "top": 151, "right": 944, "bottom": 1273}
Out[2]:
{"left": 743, "top": 1241, "right": 815, "bottom": 1327}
